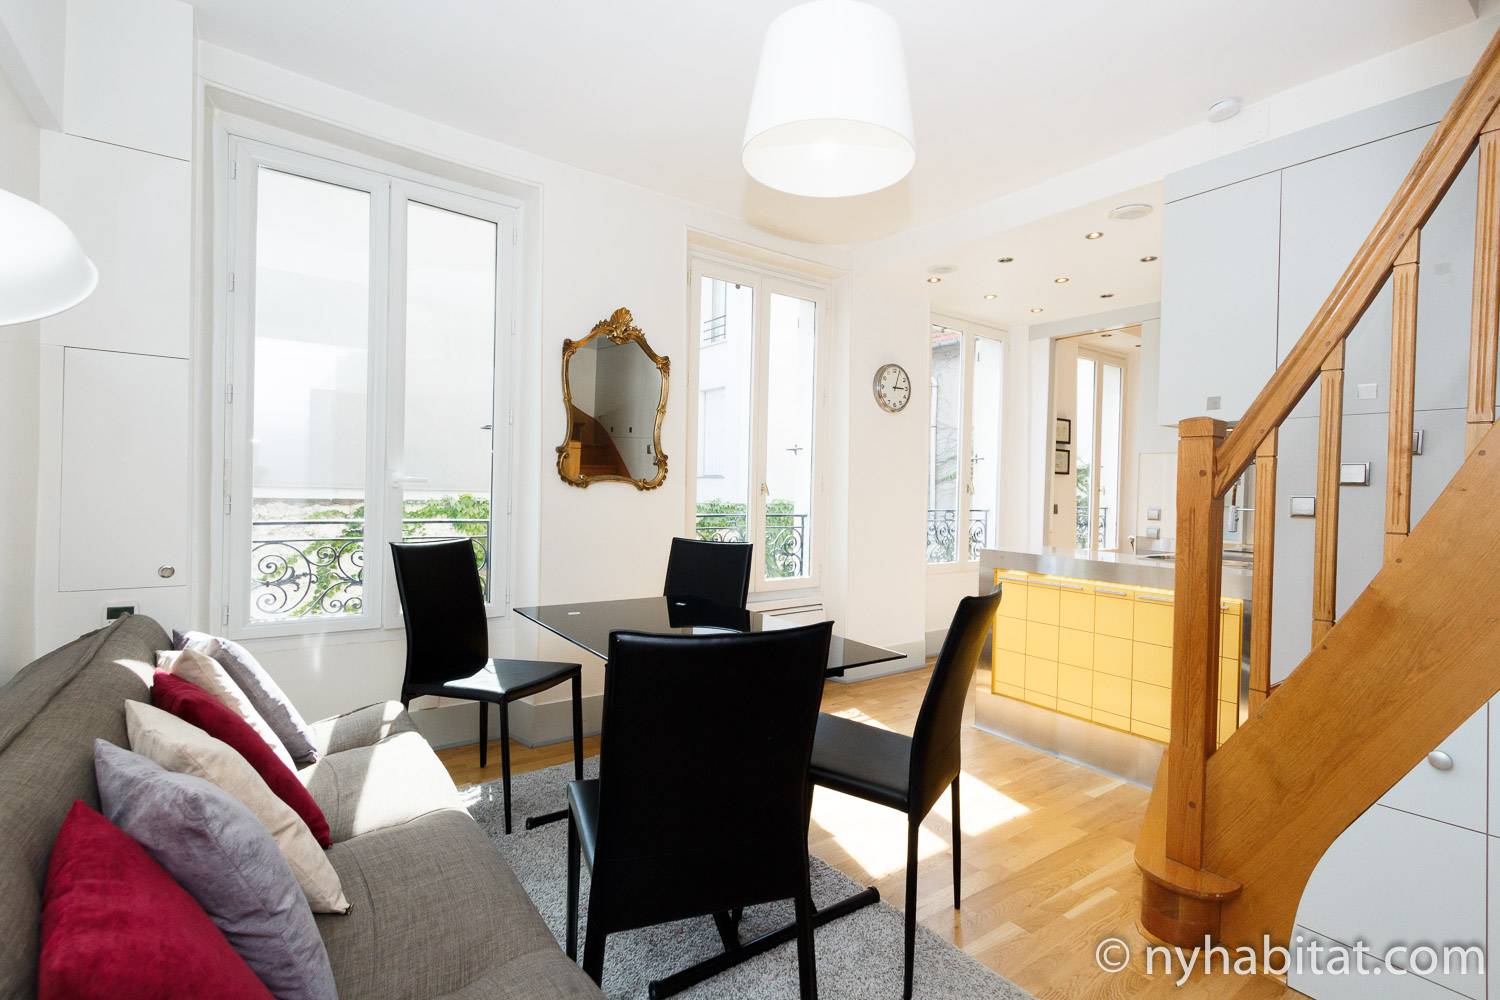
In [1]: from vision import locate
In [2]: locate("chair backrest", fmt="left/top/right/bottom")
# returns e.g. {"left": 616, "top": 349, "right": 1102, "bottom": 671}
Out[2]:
{"left": 663, "top": 537, "right": 754, "bottom": 608}
{"left": 592, "top": 622, "right": 832, "bottom": 931}
{"left": 389, "top": 540, "right": 490, "bottom": 689}
{"left": 910, "top": 589, "right": 1003, "bottom": 816}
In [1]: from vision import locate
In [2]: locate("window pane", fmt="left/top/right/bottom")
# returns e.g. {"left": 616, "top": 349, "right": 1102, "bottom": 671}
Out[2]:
{"left": 927, "top": 325, "right": 962, "bottom": 563}
{"left": 969, "top": 337, "right": 1003, "bottom": 559}
{"left": 250, "top": 168, "right": 371, "bottom": 621}
{"left": 402, "top": 202, "right": 498, "bottom": 597}
{"left": 694, "top": 277, "right": 754, "bottom": 547}
{"left": 1098, "top": 361, "right": 1124, "bottom": 550}
{"left": 764, "top": 293, "right": 816, "bottom": 580}
{"left": 1074, "top": 356, "right": 1095, "bottom": 550}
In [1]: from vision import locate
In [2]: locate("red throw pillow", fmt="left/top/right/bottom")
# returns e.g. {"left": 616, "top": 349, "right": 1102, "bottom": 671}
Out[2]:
{"left": 39, "top": 801, "right": 274, "bottom": 1000}
{"left": 152, "top": 670, "right": 333, "bottom": 846}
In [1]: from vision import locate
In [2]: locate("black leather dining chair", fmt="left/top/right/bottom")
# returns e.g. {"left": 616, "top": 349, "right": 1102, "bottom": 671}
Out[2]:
{"left": 565, "top": 622, "right": 833, "bottom": 999}
{"left": 390, "top": 539, "right": 583, "bottom": 834}
{"left": 663, "top": 537, "right": 754, "bottom": 608}
{"left": 808, "top": 590, "right": 1001, "bottom": 999}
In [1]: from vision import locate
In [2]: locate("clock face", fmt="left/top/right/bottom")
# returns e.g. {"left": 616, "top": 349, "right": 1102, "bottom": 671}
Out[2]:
{"left": 873, "top": 363, "right": 911, "bottom": 413}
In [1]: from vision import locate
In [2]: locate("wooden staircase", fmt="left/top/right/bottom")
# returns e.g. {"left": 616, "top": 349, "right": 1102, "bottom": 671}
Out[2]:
{"left": 1137, "top": 25, "right": 1500, "bottom": 948}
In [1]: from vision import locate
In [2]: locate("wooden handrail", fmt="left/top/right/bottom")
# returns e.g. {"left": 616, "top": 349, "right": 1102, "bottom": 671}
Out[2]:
{"left": 1213, "top": 27, "right": 1500, "bottom": 496}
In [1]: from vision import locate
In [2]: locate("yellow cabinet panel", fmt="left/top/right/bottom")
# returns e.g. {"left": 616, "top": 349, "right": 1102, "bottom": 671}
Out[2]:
{"left": 994, "top": 649, "right": 1026, "bottom": 687}
{"left": 998, "top": 577, "right": 1028, "bottom": 619}
{"left": 1220, "top": 611, "right": 1242, "bottom": 659}
{"left": 1058, "top": 699, "right": 1092, "bottom": 721}
{"left": 1134, "top": 597, "right": 1174, "bottom": 646}
{"left": 1058, "top": 663, "right": 1092, "bottom": 705}
{"left": 1219, "top": 657, "right": 1240, "bottom": 701}
{"left": 1218, "top": 699, "right": 1239, "bottom": 744}
{"left": 1023, "top": 690, "right": 1057, "bottom": 710}
{"left": 1095, "top": 593, "right": 1133, "bottom": 638}
{"left": 1092, "top": 709, "right": 1130, "bottom": 732}
{"left": 1025, "top": 622, "right": 1059, "bottom": 660}
{"left": 1132, "top": 642, "right": 1172, "bottom": 687}
{"left": 1025, "top": 584, "right": 1060, "bottom": 625}
{"left": 1131, "top": 682, "right": 1171, "bottom": 729}
{"left": 1025, "top": 656, "right": 1058, "bottom": 696}
{"left": 995, "top": 617, "right": 1027, "bottom": 654}
{"left": 1058, "top": 586, "right": 1095, "bottom": 631}
{"left": 1057, "top": 627, "right": 1093, "bottom": 668}
{"left": 995, "top": 681, "right": 1024, "bottom": 700}
{"left": 1093, "top": 673, "right": 1131, "bottom": 716}
{"left": 1094, "top": 634, "right": 1133, "bottom": 677}
{"left": 1131, "top": 720, "right": 1170, "bottom": 743}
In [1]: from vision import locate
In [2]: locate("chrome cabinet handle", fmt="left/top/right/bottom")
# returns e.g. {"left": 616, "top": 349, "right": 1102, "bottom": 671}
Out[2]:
{"left": 1427, "top": 751, "right": 1454, "bottom": 771}
{"left": 157, "top": 565, "right": 175, "bottom": 579}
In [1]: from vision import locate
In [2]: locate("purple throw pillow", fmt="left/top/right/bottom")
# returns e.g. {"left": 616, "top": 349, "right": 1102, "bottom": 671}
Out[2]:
{"left": 92, "top": 739, "right": 337, "bottom": 1000}
{"left": 175, "top": 629, "right": 319, "bottom": 766}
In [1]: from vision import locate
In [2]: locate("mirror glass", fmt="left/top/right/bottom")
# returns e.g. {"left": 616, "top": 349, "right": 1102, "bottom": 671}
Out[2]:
{"left": 558, "top": 308, "right": 669, "bottom": 489}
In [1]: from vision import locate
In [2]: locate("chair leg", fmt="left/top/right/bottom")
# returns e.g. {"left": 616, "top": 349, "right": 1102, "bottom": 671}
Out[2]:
{"left": 571, "top": 673, "right": 584, "bottom": 780}
{"left": 794, "top": 859, "right": 819, "bottom": 1000}
{"left": 904, "top": 817, "right": 919, "bottom": 1000}
{"left": 500, "top": 700, "right": 513, "bottom": 836}
{"left": 477, "top": 701, "right": 488, "bottom": 769}
{"left": 566, "top": 815, "right": 580, "bottom": 960}
{"left": 951, "top": 777, "right": 962, "bottom": 910}
{"left": 581, "top": 888, "right": 607, "bottom": 985}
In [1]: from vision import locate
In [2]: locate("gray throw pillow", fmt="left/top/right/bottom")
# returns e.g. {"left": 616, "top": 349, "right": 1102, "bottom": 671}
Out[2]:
{"left": 93, "top": 739, "right": 338, "bottom": 1000}
{"left": 175, "top": 629, "right": 319, "bottom": 766}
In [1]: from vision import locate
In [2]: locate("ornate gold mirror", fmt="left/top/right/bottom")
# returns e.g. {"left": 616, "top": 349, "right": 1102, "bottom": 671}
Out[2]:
{"left": 557, "top": 308, "right": 670, "bottom": 490}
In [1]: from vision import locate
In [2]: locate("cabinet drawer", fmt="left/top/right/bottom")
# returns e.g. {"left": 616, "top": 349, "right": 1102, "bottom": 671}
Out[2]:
{"left": 1381, "top": 704, "right": 1486, "bottom": 834}
{"left": 1092, "top": 709, "right": 1130, "bottom": 733}
{"left": 1022, "top": 689, "right": 1056, "bottom": 710}
{"left": 1217, "top": 700, "right": 1237, "bottom": 746}
{"left": 1057, "top": 628, "right": 1093, "bottom": 668}
{"left": 994, "top": 649, "right": 1026, "bottom": 687}
{"left": 1219, "top": 610, "right": 1242, "bottom": 659}
{"left": 1094, "top": 635, "right": 1132, "bottom": 677}
{"left": 1025, "top": 622, "right": 1059, "bottom": 660}
{"left": 1130, "top": 720, "right": 1169, "bottom": 743}
{"left": 1093, "top": 674, "right": 1131, "bottom": 717}
{"left": 1057, "top": 664, "right": 1091, "bottom": 705}
{"left": 1290, "top": 926, "right": 1465, "bottom": 1000}
{"left": 1058, "top": 585, "right": 1094, "bottom": 631}
{"left": 1132, "top": 642, "right": 1171, "bottom": 687}
{"left": 1219, "top": 657, "right": 1240, "bottom": 702}
{"left": 995, "top": 617, "right": 1026, "bottom": 654}
{"left": 998, "top": 578, "right": 1027, "bottom": 619}
{"left": 994, "top": 681, "right": 1024, "bottom": 700}
{"left": 1025, "top": 583, "right": 1060, "bottom": 625}
{"left": 1094, "top": 593, "right": 1133, "bottom": 638}
{"left": 1131, "top": 681, "right": 1171, "bottom": 729}
{"left": 1024, "top": 657, "right": 1057, "bottom": 696}
{"left": 1057, "top": 699, "right": 1091, "bottom": 722}
{"left": 1133, "top": 595, "right": 1174, "bottom": 646}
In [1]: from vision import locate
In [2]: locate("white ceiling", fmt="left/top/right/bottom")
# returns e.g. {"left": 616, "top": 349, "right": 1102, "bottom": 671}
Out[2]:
{"left": 186, "top": 0, "right": 1479, "bottom": 245}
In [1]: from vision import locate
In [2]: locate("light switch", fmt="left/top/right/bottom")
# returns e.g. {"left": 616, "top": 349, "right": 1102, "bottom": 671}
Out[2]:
{"left": 1339, "top": 462, "right": 1371, "bottom": 486}
{"left": 1290, "top": 496, "right": 1316, "bottom": 518}
{"left": 1146, "top": 526, "right": 1161, "bottom": 539}
{"left": 1206, "top": 395, "right": 1222, "bottom": 411}
{"left": 1356, "top": 382, "right": 1378, "bottom": 400}
{"left": 1146, "top": 506, "right": 1161, "bottom": 521}
{"left": 1413, "top": 429, "right": 1424, "bottom": 456}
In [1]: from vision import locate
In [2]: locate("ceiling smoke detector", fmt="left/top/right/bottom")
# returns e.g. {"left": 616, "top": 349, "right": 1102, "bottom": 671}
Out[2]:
{"left": 1107, "top": 203, "right": 1153, "bottom": 221}
{"left": 1207, "top": 97, "right": 1243, "bottom": 123}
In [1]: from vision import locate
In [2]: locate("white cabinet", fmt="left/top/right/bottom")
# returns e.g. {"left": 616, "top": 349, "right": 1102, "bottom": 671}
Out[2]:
{"left": 1158, "top": 172, "right": 1282, "bottom": 426}
{"left": 39, "top": 132, "right": 191, "bottom": 358}
{"left": 1291, "top": 926, "right": 1470, "bottom": 1000}
{"left": 1381, "top": 705, "right": 1487, "bottom": 834}
{"left": 57, "top": 349, "right": 188, "bottom": 592}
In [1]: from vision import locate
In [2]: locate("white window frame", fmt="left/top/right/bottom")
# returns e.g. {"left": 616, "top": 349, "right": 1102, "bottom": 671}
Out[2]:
{"left": 686, "top": 253, "right": 830, "bottom": 596}
{"left": 1074, "top": 346, "right": 1127, "bottom": 554}
{"left": 214, "top": 125, "right": 520, "bottom": 639}
{"left": 928, "top": 315, "right": 1006, "bottom": 572}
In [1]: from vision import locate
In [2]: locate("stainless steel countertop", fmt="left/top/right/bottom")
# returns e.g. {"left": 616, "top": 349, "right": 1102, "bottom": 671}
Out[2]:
{"left": 978, "top": 547, "right": 1254, "bottom": 601}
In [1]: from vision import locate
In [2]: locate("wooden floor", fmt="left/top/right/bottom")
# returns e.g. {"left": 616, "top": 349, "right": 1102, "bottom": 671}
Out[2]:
{"left": 437, "top": 665, "right": 1299, "bottom": 999}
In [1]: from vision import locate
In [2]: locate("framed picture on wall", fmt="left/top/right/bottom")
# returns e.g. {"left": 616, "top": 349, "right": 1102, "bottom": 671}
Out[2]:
{"left": 1054, "top": 448, "right": 1071, "bottom": 475}
{"left": 1055, "top": 417, "right": 1071, "bottom": 444}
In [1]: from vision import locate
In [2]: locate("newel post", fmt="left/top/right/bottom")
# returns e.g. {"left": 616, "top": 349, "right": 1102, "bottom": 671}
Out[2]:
{"left": 1166, "top": 417, "right": 1228, "bottom": 870}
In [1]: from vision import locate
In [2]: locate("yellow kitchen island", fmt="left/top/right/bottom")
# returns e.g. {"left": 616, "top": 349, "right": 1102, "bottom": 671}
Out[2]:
{"left": 978, "top": 549, "right": 1253, "bottom": 782}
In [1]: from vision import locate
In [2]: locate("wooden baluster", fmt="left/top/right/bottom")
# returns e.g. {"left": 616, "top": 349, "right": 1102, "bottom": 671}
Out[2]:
{"left": 1248, "top": 431, "right": 1277, "bottom": 715}
{"left": 1312, "top": 343, "right": 1345, "bottom": 645}
{"left": 1386, "top": 235, "right": 1421, "bottom": 560}
{"left": 1468, "top": 117, "right": 1500, "bottom": 454}
{"left": 1166, "top": 417, "right": 1227, "bottom": 869}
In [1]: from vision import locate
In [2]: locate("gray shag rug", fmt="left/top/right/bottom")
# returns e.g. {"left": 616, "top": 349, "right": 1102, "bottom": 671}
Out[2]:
{"left": 462, "top": 759, "right": 1032, "bottom": 999}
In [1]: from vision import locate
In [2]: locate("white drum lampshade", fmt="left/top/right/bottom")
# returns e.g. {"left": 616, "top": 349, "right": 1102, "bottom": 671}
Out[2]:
{"left": 743, "top": 0, "right": 915, "bottom": 198}
{"left": 0, "top": 187, "right": 98, "bottom": 326}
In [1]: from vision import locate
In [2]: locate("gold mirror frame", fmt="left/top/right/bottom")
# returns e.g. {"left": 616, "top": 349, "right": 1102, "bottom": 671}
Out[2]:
{"left": 556, "top": 307, "right": 670, "bottom": 490}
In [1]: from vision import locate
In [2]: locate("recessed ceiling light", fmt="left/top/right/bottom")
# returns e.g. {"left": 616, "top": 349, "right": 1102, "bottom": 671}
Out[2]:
{"left": 997, "top": 256, "right": 1014, "bottom": 264}
{"left": 983, "top": 293, "right": 998, "bottom": 300}
{"left": 925, "top": 276, "right": 942, "bottom": 284}
{"left": 1029, "top": 307, "right": 1044, "bottom": 314}
{"left": 1053, "top": 276, "right": 1070, "bottom": 284}
{"left": 1100, "top": 292, "right": 1115, "bottom": 299}
{"left": 1101, "top": 333, "right": 1114, "bottom": 338}
{"left": 1140, "top": 255, "right": 1159, "bottom": 263}
{"left": 1208, "top": 97, "right": 1243, "bottom": 123}
{"left": 1108, "top": 203, "right": 1153, "bottom": 221}
{"left": 1134, "top": 342, "right": 1142, "bottom": 348}
{"left": 1084, "top": 231, "right": 1104, "bottom": 240}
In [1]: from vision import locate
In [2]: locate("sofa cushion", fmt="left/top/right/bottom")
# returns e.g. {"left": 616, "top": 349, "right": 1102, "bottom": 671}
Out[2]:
{"left": 299, "top": 731, "right": 463, "bottom": 843}
{"left": 159, "top": 647, "right": 297, "bottom": 770}
{"left": 175, "top": 630, "right": 320, "bottom": 766}
{"left": 307, "top": 701, "right": 417, "bottom": 758}
{"left": 125, "top": 701, "right": 349, "bottom": 913}
{"left": 39, "top": 800, "right": 275, "bottom": 1000}
{"left": 94, "top": 740, "right": 338, "bottom": 1000}
{"left": 317, "top": 809, "right": 600, "bottom": 1000}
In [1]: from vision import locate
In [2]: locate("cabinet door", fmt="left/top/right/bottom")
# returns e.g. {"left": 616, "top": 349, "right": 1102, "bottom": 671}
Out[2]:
{"left": 1295, "top": 804, "right": 1486, "bottom": 999}
{"left": 58, "top": 349, "right": 189, "bottom": 591}
{"left": 1291, "top": 926, "right": 1465, "bottom": 1000}
{"left": 1159, "top": 172, "right": 1282, "bottom": 425}
{"left": 1278, "top": 128, "right": 1430, "bottom": 419}
{"left": 1380, "top": 704, "right": 1486, "bottom": 834}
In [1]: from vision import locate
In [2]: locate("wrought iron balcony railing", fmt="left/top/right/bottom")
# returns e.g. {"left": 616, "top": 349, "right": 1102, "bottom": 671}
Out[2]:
{"left": 926, "top": 508, "right": 991, "bottom": 563}
{"left": 250, "top": 518, "right": 490, "bottom": 620}
{"left": 693, "top": 511, "right": 808, "bottom": 579}
{"left": 701, "top": 314, "right": 728, "bottom": 345}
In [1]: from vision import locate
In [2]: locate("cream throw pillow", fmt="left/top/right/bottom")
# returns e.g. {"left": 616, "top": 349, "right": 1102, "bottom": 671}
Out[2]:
{"left": 125, "top": 701, "right": 350, "bottom": 914}
{"left": 158, "top": 648, "right": 297, "bottom": 771}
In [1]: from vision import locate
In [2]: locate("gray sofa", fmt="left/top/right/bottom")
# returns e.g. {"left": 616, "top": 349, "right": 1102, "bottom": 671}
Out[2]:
{"left": 0, "top": 614, "right": 603, "bottom": 1000}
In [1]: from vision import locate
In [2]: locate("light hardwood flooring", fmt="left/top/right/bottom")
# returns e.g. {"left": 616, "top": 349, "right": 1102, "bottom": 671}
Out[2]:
{"left": 437, "top": 665, "right": 1300, "bottom": 999}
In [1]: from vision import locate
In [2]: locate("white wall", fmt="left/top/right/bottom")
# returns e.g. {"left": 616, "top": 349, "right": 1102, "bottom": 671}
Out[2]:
{"left": 0, "top": 0, "right": 63, "bottom": 127}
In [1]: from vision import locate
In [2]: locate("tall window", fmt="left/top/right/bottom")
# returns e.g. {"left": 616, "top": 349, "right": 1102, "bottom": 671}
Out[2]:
{"left": 690, "top": 257, "right": 824, "bottom": 590}
{"left": 927, "top": 321, "right": 1005, "bottom": 565}
{"left": 222, "top": 136, "right": 516, "bottom": 634}
{"left": 1074, "top": 350, "right": 1124, "bottom": 551}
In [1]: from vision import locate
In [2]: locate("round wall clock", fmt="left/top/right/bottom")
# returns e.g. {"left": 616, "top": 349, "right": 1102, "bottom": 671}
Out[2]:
{"left": 872, "top": 363, "right": 912, "bottom": 413}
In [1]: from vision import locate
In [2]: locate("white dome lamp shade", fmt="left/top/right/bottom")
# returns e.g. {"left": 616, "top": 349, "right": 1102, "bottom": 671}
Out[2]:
{"left": 743, "top": 0, "right": 915, "bottom": 198}
{"left": 0, "top": 187, "right": 98, "bottom": 326}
